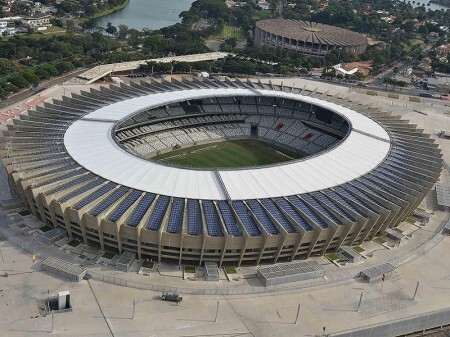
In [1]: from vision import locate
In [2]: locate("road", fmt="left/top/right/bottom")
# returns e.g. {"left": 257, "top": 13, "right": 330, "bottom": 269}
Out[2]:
{"left": 0, "top": 67, "right": 88, "bottom": 110}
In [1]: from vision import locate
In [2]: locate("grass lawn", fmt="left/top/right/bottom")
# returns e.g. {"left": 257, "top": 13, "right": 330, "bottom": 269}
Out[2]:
{"left": 67, "top": 240, "right": 81, "bottom": 248}
{"left": 92, "top": 0, "right": 130, "bottom": 18}
{"left": 102, "top": 252, "right": 115, "bottom": 259}
{"left": 142, "top": 261, "right": 154, "bottom": 268}
{"left": 353, "top": 246, "right": 365, "bottom": 253}
{"left": 18, "top": 210, "right": 31, "bottom": 216}
{"left": 224, "top": 266, "right": 237, "bottom": 274}
{"left": 39, "top": 225, "right": 52, "bottom": 232}
{"left": 210, "top": 24, "right": 245, "bottom": 41}
{"left": 374, "top": 237, "right": 386, "bottom": 245}
{"left": 184, "top": 266, "right": 196, "bottom": 273}
{"left": 393, "top": 227, "right": 404, "bottom": 234}
{"left": 153, "top": 139, "right": 302, "bottom": 169}
{"left": 405, "top": 217, "right": 416, "bottom": 224}
{"left": 326, "top": 252, "right": 339, "bottom": 261}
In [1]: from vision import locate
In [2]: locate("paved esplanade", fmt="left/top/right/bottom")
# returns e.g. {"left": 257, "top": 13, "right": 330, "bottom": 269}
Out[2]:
{"left": 78, "top": 52, "right": 231, "bottom": 84}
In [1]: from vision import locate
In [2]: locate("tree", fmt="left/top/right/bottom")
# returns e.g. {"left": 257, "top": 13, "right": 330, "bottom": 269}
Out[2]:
{"left": 105, "top": 22, "right": 117, "bottom": 37}
{"left": 0, "top": 58, "right": 16, "bottom": 76}
{"left": 117, "top": 24, "right": 129, "bottom": 40}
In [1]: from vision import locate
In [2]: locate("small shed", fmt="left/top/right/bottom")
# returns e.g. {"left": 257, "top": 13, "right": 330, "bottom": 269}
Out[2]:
{"left": 41, "top": 256, "right": 86, "bottom": 282}
{"left": 257, "top": 261, "right": 325, "bottom": 287}
{"left": 116, "top": 251, "right": 136, "bottom": 272}
{"left": 360, "top": 263, "right": 395, "bottom": 283}
{"left": 384, "top": 228, "right": 406, "bottom": 245}
{"left": 436, "top": 184, "right": 450, "bottom": 211}
{"left": 412, "top": 210, "right": 430, "bottom": 223}
{"left": 338, "top": 245, "right": 362, "bottom": 263}
{"left": 442, "top": 221, "right": 450, "bottom": 236}
{"left": 205, "top": 262, "right": 219, "bottom": 282}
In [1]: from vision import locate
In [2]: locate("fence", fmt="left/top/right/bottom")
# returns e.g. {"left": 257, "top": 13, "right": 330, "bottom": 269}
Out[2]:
{"left": 329, "top": 307, "right": 450, "bottom": 337}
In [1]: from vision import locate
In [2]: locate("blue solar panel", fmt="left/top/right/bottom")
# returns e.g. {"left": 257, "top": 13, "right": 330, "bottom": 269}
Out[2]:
{"left": 322, "top": 189, "right": 365, "bottom": 217}
{"left": 37, "top": 169, "right": 84, "bottom": 187}
{"left": 232, "top": 201, "right": 261, "bottom": 236}
{"left": 351, "top": 181, "right": 391, "bottom": 205}
{"left": 368, "top": 174, "right": 407, "bottom": 194}
{"left": 311, "top": 192, "right": 355, "bottom": 222}
{"left": 203, "top": 200, "right": 222, "bottom": 236}
{"left": 47, "top": 173, "right": 95, "bottom": 195}
{"left": 343, "top": 184, "right": 384, "bottom": 208}
{"left": 287, "top": 196, "right": 329, "bottom": 228}
{"left": 90, "top": 186, "right": 129, "bottom": 216}
{"left": 167, "top": 198, "right": 184, "bottom": 233}
{"left": 334, "top": 186, "right": 373, "bottom": 212}
{"left": 218, "top": 201, "right": 242, "bottom": 236}
{"left": 187, "top": 199, "right": 202, "bottom": 235}
{"left": 59, "top": 179, "right": 105, "bottom": 203}
{"left": 246, "top": 200, "right": 279, "bottom": 234}
{"left": 147, "top": 196, "right": 170, "bottom": 231}
{"left": 302, "top": 195, "right": 342, "bottom": 225}
{"left": 260, "top": 199, "right": 296, "bottom": 233}
{"left": 108, "top": 190, "right": 142, "bottom": 222}
{"left": 274, "top": 197, "right": 313, "bottom": 231}
{"left": 73, "top": 182, "right": 116, "bottom": 210}
{"left": 127, "top": 193, "right": 155, "bottom": 227}
{"left": 30, "top": 163, "right": 78, "bottom": 179}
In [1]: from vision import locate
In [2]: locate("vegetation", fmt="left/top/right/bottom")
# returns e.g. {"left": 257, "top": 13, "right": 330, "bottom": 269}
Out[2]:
{"left": 352, "top": 246, "right": 365, "bottom": 253}
{"left": 68, "top": 239, "right": 81, "bottom": 247}
{"left": 142, "top": 260, "right": 154, "bottom": 269}
{"left": 102, "top": 252, "right": 116, "bottom": 259}
{"left": 184, "top": 266, "right": 196, "bottom": 273}
{"left": 405, "top": 217, "right": 416, "bottom": 224}
{"left": 18, "top": 210, "right": 31, "bottom": 217}
{"left": 393, "top": 227, "right": 404, "bottom": 234}
{"left": 153, "top": 139, "right": 302, "bottom": 169}
{"left": 326, "top": 252, "right": 340, "bottom": 261}
{"left": 224, "top": 266, "right": 237, "bottom": 274}
{"left": 39, "top": 225, "right": 52, "bottom": 232}
{"left": 374, "top": 237, "right": 386, "bottom": 245}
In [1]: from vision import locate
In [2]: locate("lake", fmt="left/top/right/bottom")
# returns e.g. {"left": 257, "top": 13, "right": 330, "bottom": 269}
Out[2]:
{"left": 402, "top": 0, "right": 449, "bottom": 11}
{"left": 96, "top": 0, "right": 195, "bottom": 31}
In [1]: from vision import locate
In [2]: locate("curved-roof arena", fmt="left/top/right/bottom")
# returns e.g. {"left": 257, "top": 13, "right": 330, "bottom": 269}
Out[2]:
{"left": 64, "top": 88, "right": 390, "bottom": 200}
{"left": 0, "top": 76, "right": 442, "bottom": 265}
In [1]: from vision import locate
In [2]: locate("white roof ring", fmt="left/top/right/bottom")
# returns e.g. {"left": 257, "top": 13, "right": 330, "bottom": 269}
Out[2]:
{"left": 63, "top": 88, "right": 391, "bottom": 200}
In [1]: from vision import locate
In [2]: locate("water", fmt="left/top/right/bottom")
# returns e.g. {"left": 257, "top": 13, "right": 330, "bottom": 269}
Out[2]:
{"left": 96, "top": 0, "right": 194, "bottom": 31}
{"left": 402, "top": 0, "right": 449, "bottom": 11}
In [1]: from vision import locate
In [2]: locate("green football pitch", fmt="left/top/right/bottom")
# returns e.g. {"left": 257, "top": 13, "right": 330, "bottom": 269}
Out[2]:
{"left": 152, "top": 139, "right": 302, "bottom": 169}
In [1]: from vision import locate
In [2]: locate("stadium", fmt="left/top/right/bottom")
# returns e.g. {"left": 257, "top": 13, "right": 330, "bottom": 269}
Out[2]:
{"left": 0, "top": 77, "right": 442, "bottom": 267}
{"left": 254, "top": 19, "right": 368, "bottom": 56}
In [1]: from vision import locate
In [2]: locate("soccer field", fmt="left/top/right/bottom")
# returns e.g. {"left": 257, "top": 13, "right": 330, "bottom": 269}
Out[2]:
{"left": 152, "top": 139, "right": 302, "bottom": 168}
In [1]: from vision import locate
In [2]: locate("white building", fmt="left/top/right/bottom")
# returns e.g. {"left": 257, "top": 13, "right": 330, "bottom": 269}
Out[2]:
{"left": 21, "top": 13, "right": 52, "bottom": 29}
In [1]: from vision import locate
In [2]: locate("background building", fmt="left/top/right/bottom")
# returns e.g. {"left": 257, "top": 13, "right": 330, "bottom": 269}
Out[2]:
{"left": 254, "top": 19, "right": 368, "bottom": 56}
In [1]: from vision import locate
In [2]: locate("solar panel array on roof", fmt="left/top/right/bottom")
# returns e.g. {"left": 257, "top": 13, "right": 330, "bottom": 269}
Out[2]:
{"left": 90, "top": 186, "right": 129, "bottom": 216}
{"left": 108, "top": 190, "right": 142, "bottom": 222}
{"left": 167, "top": 198, "right": 184, "bottom": 233}
{"left": 203, "top": 200, "right": 222, "bottom": 236}
{"left": 73, "top": 182, "right": 116, "bottom": 210}
{"left": 187, "top": 199, "right": 202, "bottom": 235}
{"left": 218, "top": 201, "right": 242, "bottom": 236}
{"left": 274, "top": 197, "right": 313, "bottom": 231}
{"left": 260, "top": 199, "right": 296, "bottom": 233}
{"left": 232, "top": 201, "right": 262, "bottom": 236}
{"left": 59, "top": 179, "right": 104, "bottom": 203}
{"left": 127, "top": 193, "right": 155, "bottom": 227}
{"left": 288, "top": 196, "right": 329, "bottom": 228}
{"left": 147, "top": 196, "right": 170, "bottom": 231}
{"left": 246, "top": 200, "right": 279, "bottom": 234}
